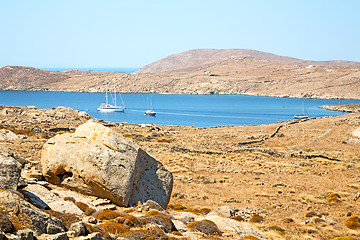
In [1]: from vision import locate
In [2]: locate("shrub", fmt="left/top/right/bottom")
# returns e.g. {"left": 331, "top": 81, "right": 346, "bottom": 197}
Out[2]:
{"left": 345, "top": 216, "right": 360, "bottom": 229}
{"left": 267, "top": 225, "right": 285, "bottom": 232}
{"left": 84, "top": 208, "right": 96, "bottom": 216}
{"left": 95, "top": 210, "right": 121, "bottom": 220}
{"left": 143, "top": 214, "right": 176, "bottom": 233}
{"left": 63, "top": 197, "right": 75, "bottom": 202}
{"left": 240, "top": 236, "right": 261, "bottom": 240}
{"left": 74, "top": 201, "right": 89, "bottom": 212}
{"left": 167, "top": 204, "right": 186, "bottom": 211}
{"left": 326, "top": 193, "right": 341, "bottom": 202}
{"left": 230, "top": 215, "right": 244, "bottom": 222}
{"left": 187, "top": 220, "right": 222, "bottom": 236}
{"left": 113, "top": 214, "right": 141, "bottom": 228}
{"left": 84, "top": 223, "right": 111, "bottom": 239}
{"left": 97, "top": 222, "right": 129, "bottom": 236}
{"left": 122, "top": 228, "right": 168, "bottom": 240}
{"left": 330, "top": 237, "right": 358, "bottom": 240}
{"left": 43, "top": 210, "right": 80, "bottom": 230}
{"left": 249, "top": 214, "right": 263, "bottom": 223}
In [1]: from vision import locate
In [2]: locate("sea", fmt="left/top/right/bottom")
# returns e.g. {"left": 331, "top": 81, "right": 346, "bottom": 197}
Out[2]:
{"left": 1, "top": 91, "right": 359, "bottom": 128}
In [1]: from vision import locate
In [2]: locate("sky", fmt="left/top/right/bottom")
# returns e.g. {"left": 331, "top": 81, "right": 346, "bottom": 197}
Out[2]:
{"left": 1, "top": 0, "right": 360, "bottom": 68}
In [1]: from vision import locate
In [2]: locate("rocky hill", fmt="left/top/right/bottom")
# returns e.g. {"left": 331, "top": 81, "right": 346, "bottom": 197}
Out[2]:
{"left": 137, "top": 49, "right": 360, "bottom": 73}
{"left": 1, "top": 49, "right": 360, "bottom": 99}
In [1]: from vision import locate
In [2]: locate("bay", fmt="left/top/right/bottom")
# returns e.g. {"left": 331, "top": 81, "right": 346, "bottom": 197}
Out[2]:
{"left": 0, "top": 90, "right": 359, "bottom": 127}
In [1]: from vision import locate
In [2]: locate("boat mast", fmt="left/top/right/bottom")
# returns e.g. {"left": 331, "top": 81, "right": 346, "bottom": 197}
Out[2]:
{"left": 105, "top": 76, "right": 108, "bottom": 105}
{"left": 113, "top": 78, "right": 117, "bottom": 107}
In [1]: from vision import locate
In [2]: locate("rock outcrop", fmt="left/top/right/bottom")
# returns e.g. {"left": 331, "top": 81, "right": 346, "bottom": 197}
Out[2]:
{"left": 0, "top": 148, "right": 22, "bottom": 190}
{"left": 40, "top": 120, "right": 173, "bottom": 209}
{"left": 0, "top": 190, "right": 65, "bottom": 235}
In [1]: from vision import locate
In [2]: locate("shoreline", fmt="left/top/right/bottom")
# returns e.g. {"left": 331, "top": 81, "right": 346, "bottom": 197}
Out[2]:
{"left": 1, "top": 88, "right": 360, "bottom": 101}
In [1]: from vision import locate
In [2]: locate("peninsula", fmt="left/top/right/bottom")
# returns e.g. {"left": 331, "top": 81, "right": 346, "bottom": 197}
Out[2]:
{"left": 1, "top": 49, "right": 360, "bottom": 99}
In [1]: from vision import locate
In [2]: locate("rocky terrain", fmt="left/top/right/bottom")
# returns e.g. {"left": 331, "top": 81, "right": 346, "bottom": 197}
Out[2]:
{"left": 1, "top": 105, "right": 360, "bottom": 239}
{"left": 1, "top": 49, "right": 360, "bottom": 99}
{"left": 321, "top": 103, "right": 360, "bottom": 113}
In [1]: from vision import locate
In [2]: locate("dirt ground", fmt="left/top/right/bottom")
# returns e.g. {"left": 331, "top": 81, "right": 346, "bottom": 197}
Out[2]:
{"left": 1, "top": 105, "right": 360, "bottom": 239}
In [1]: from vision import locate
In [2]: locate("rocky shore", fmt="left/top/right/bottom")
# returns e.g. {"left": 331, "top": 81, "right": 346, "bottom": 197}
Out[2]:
{"left": 321, "top": 103, "right": 360, "bottom": 113}
{"left": 1, "top": 105, "right": 360, "bottom": 239}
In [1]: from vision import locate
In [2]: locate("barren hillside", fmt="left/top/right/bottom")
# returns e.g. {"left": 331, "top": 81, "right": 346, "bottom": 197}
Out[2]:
{"left": 137, "top": 49, "right": 360, "bottom": 73}
{"left": 1, "top": 49, "right": 360, "bottom": 99}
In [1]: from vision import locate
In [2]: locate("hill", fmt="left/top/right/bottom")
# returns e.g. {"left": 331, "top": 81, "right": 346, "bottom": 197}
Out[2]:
{"left": 1, "top": 49, "right": 360, "bottom": 99}
{"left": 137, "top": 49, "right": 360, "bottom": 73}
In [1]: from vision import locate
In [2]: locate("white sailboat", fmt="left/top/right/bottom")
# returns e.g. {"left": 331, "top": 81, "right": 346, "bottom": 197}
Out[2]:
{"left": 97, "top": 77, "right": 125, "bottom": 112}
{"left": 294, "top": 101, "right": 308, "bottom": 119}
{"left": 145, "top": 95, "right": 156, "bottom": 116}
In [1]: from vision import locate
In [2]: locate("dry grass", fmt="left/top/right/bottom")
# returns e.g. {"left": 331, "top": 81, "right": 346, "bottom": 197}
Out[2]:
{"left": 43, "top": 209, "right": 80, "bottom": 230}
{"left": 345, "top": 216, "right": 360, "bottom": 230}
{"left": 95, "top": 210, "right": 121, "bottom": 220}
{"left": 97, "top": 222, "right": 129, "bottom": 236}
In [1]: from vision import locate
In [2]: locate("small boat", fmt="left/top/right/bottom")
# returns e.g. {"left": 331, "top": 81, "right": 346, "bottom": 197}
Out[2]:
{"left": 294, "top": 114, "right": 308, "bottom": 120}
{"left": 294, "top": 101, "right": 308, "bottom": 119}
{"left": 144, "top": 95, "right": 156, "bottom": 116}
{"left": 97, "top": 77, "right": 125, "bottom": 112}
{"left": 145, "top": 110, "right": 156, "bottom": 116}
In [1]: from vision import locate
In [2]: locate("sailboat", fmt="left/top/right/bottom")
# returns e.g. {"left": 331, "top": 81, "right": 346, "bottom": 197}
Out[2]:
{"left": 144, "top": 94, "right": 156, "bottom": 116}
{"left": 294, "top": 101, "right": 308, "bottom": 119}
{"left": 97, "top": 77, "right": 125, "bottom": 112}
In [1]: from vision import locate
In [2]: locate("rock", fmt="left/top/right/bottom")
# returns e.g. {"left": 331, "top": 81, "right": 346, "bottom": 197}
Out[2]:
{"left": 0, "top": 213, "right": 14, "bottom": 233}
{"left": 143, "top": 200, "right": 164, "bottom": 211}
{"left": 40, "top": 232, "right": 68, "bottom": 240}
{"left": 142, "top": 215, "right": 177, "bottom": 233}
{"left": 205, "top": 215, "right": 264, "bottom": 238}
{"left": 0, "top": 190, "right": 65, "bottom": 235}
{"left": 40, "top": 120, "right": 173, "bottom": 209}
{"left": 0, "top": 146, "right": 28, "bottom": 166}
{"left": 17, "top": 229, "right": 34, "bottom": 240}
{"left": 0, "top": 129, "right": 19, "bottom": 141}
{"left": 0, "top": 152, "right": 22, "bottom": 190}
{"left": 20, "top": 184, "right": 83, "bottom": 215}
{"left": 207, "top": 206, "right": 238, "bottom": 218}
{"left": 187, "top": 219, "right": 223, "bottom": 236}
{"left": 68, "top": 222, "right": 86, "bottom": 237}
{"left": 0, "top": 230, "right": 5, "bottom": 240}
{"left": 77, "top": 232, "right": 102, "bottom": 240}
{"left": 78, "top": 111, "right": 91, "bottom": 119}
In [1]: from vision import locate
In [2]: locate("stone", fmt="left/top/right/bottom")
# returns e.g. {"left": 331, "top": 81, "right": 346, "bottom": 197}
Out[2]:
{"left": 41, "top": 232, "right": 68, "bottom": 240}
{"left": 40, "top": 120, "right": 173, "bottom": 209}
{"left": 68, "top": 222, "right": 86, "bottom": 237}
{"left": 143, "top": 200, "right": 164, "bottom": 211}
{"left": 21, "top": 184, "right": 83, "bottom": 215}
{"left": 17, "top": 229, "right": 34, "bottom": 240}
{"left": 0, "top": 190, "right": 65, "bottom": 235}
{"left": 0, "top": 213, "right": 14, "bottom": 233}
{"left": 0, "top": 129, "right": 19, "bottom": 141}
{"left": 0, "top": 152, "right": 22, "bottom": 190}
{"left": 78, "top": 232, "right": 102, "bottom": 240}
{"left": 187, "top": 219, "right": 222, "bottom": 236}
{"left": 0, "top": 230, "right": 5, "bottom": 240}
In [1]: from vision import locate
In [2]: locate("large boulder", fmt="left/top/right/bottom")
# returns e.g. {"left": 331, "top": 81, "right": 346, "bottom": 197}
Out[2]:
{"left": 40, "top": 120, "right": 173, "bottom": 209}
{"left": 0, "top": 149, "right": 22, "bottom": 190}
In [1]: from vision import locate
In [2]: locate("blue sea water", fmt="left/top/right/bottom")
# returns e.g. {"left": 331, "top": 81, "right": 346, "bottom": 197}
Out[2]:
{"left": 41, "top": 68, "right": 140, "bottom": 73}
{"left": 0, "top": 91, "right": 359, "bottom": 127}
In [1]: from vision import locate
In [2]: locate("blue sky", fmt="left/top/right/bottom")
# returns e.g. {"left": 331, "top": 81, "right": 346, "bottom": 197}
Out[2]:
{"left": 1, "top": 0, "right": 359, "bottom": 68}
